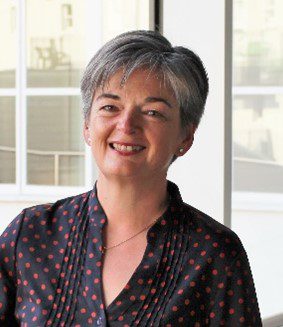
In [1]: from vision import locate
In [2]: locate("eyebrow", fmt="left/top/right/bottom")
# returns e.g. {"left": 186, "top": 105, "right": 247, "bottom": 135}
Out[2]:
{"left": 144, "top": 96, "right": 172, "bottom": 109}
{"left": 96, "top": 93, "right": 120, "bottom": 101}
{"left": 95, "top": 93, "right": 172, "bottom": 108}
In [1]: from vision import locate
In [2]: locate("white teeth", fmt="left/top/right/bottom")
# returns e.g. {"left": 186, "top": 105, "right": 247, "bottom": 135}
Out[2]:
{"left": 112, "top": 143, "right": 144, "bottom": 152}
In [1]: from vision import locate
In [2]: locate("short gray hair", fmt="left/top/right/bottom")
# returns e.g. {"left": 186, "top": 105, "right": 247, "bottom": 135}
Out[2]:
{"left": 81, "top": 30, "right": 209, "bottom": 129}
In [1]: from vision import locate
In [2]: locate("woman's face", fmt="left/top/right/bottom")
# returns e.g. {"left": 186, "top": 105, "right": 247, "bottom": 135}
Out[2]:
{"left": 84, "top": 69, "right": 195, "bottom": 180}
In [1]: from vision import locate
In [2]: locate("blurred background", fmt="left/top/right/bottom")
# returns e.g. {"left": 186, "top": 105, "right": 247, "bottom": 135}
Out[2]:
{"left": 0, "top": 0, "right": 282, "bottom": 325}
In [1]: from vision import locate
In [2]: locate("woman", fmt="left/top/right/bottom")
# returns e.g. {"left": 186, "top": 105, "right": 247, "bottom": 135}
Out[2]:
{"left": 0, "top": 30, "right": 261, "bottom": 326}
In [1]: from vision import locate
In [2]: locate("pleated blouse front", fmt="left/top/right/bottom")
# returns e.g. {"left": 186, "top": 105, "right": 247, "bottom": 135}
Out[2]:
{"left": 0, "top": 180, "right": 262, "bottom": 326}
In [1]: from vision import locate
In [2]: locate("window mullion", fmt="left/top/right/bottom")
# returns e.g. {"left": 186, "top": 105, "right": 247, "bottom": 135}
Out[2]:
{"left": 15, "top": 0, "right": 21, "bottom": 193}
{"left": 17, "top": 0, "right": 27, "bottom": 194}
{"left": 84, "top": 0, "right": 103, "bottom": 187}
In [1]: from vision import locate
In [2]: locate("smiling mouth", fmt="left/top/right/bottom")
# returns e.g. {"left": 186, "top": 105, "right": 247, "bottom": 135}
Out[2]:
{"left": 109, "top": 143, "right": 146, "bottom": 153}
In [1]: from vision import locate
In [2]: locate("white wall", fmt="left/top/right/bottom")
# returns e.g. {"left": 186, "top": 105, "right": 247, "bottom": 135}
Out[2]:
{"left": 0, "top": 201, "right": 38, "bottom": 233}
{"left": 165, "top": 0, "right": 229, "bottom": 224}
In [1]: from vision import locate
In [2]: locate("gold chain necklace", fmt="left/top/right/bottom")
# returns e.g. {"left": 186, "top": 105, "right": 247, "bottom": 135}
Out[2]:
{"left": 102, "top": 216, "right": 161, "bottom": 254}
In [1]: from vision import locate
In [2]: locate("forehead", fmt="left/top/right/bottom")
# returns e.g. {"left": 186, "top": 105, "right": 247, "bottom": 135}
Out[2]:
{"left": 97, "top": 68, "right": 177, "bottom": 102}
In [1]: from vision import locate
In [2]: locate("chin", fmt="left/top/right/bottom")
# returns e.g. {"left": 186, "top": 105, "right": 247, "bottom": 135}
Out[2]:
{"left": 98, "top": 164, "right": 143, "bottom": 178}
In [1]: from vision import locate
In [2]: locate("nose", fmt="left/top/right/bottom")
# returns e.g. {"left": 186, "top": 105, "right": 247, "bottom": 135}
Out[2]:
{"left": 116, "top": 109, "right": 140, "bottom": 134}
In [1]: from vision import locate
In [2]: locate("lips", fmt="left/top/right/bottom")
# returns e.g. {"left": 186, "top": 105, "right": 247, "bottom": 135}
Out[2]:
{"left": 109, "top": 142, "right": 146, "bottom": 154}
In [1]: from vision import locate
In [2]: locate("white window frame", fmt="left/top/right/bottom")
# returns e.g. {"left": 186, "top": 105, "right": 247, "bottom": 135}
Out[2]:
{"left": 0, "top": 0, "right": 103, "bottom": 202}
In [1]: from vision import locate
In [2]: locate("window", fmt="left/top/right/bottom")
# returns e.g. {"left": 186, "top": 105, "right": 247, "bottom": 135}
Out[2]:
{"left": 232, "top": 0, "right": 283, "bottom": 319}
{"left": 0, "top": 97, "right": 16, "bottom": 184}
{"left": 233, "top": 0, "right": 283, "bottom": 196}
{"left": 0, "top": 1, "right": 17, "bottom": 186}
{"left": 0, "top": 0, "right": 89, "bottom": 197}
{"left": 26, "top": 96, "right": 84, "bottom": 186}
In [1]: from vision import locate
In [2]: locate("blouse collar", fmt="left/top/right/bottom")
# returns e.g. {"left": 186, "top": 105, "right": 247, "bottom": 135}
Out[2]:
{"left": 87, "top": 179, "right": 184, "bottom": 230}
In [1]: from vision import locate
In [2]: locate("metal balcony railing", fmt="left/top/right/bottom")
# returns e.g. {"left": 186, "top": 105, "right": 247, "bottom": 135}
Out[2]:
{"left": 0, "top": 146, "right": 84, "bottom": 185}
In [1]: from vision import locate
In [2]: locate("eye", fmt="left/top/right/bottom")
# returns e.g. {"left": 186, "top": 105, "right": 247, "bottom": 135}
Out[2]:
{"left": 98, "top": 105, "right": 119, "bottom": 115}
{"left": 145, "top": 110, "right": 163, "bottom": 118}
{"left": 100, "top": 105, "right": 117, "bottom": 112}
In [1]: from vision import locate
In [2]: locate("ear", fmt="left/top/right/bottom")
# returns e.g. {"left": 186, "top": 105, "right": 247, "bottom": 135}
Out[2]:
{"left": 83, "top": 120, "right": 91, "bottom": 146}
{"left": 175, "top": 124, "right": 197, "bottom": 157}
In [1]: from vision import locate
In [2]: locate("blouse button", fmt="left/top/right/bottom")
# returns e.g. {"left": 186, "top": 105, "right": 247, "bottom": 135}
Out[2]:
{"left": 96, "top": 316, "right": 103, "bottom": 326}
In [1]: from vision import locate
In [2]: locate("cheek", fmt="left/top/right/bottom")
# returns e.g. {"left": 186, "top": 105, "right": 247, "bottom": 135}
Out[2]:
{"left": 148, "top": 136, "right": 176, "bottom": 163}
{"left": 151, "top": 127, "right": 178, "bottom": 149}
{"left": 89, "top": 117, "right": 111, "bottom": 136}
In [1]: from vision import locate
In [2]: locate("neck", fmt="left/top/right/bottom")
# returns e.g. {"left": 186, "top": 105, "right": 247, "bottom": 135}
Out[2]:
{"left": 96, "top": 174, "right": 169, "bottom": 232}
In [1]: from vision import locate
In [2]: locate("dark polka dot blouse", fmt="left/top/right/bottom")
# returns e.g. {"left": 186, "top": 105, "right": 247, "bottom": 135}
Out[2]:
{"left": 0, "top": 180, "right": 262, "bottom": 326}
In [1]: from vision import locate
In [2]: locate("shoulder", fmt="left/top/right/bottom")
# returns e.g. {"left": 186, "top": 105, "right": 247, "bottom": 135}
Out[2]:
{"left": 1, "top": 190, "right": 92, "bottom": 244}
{"left": 167, "top": 180, "right": 245, "bottom": 264}
{"left": 180, "top": 201, "right": 245, "bottom": 263}
{"left": 25, "top": 190, "right": 91, "bottom": 222}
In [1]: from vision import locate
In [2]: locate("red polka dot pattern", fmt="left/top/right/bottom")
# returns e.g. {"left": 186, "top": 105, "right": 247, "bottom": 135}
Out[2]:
{"left": 0, "top": 181, "right": 262, "bottom": 326}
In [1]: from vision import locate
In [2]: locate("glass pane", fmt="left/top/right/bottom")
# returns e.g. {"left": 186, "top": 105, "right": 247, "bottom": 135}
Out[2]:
{"left": 233, "top": 94, "right": 283, "bottom": 192}
{"left": 0, "top": 1, "right": 16, "bottom": 88}
{"left": 59, "top": 156, "right": 85, "bottom": 186}
{"left": 102, "top": 0, "right": 153, "bottom": 42}
{"left": 27, "top": 96, "right": 84, "bottom": 186}
{"left": 27, "top": 154, "right": 54, "bottom": 185}
{"left": 26, "top": 0, "right": 86, "bottom": 87}
{"left": 0, "top": 97, "right": 16, "bottom": 183}
{"left": 233, "top": 0, "right": 283, "bottom": 86}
